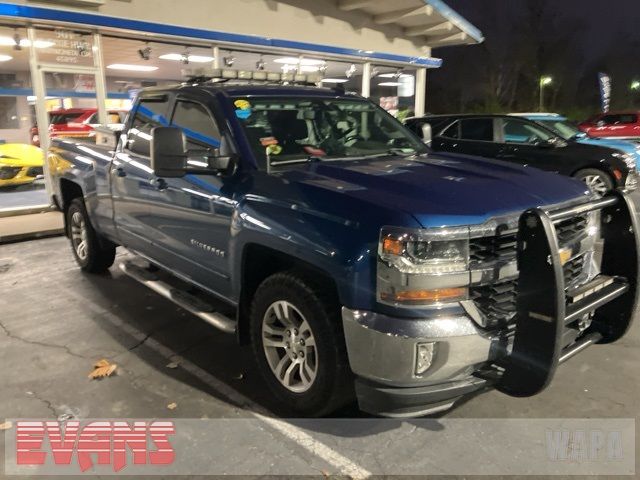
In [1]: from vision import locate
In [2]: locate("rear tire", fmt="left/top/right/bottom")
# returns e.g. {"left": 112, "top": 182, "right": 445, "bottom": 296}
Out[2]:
{"left": 574, "top": 169, "right": 614, "bottom": 197}
{"left": 66, "top": 198, "right": 116, "bottom": 273}
{"left": 249, "top": 271, "right": 353, "bottom": 416}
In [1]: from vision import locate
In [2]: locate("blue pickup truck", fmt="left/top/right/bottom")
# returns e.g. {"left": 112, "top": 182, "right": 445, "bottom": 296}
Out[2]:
{"left": 48, "top": 79, "right": 639, "bottom": 417}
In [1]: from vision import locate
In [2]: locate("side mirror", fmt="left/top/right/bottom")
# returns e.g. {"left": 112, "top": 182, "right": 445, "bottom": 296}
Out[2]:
{"left": 421, "top": 123, "right": 432, "bottom": 145}
{"left": 151, "top": 126, "right": 187, "bottom": 178}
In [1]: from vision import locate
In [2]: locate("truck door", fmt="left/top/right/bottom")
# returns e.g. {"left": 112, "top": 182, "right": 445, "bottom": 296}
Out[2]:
{"left": 110, "top": 94, "right": 172, "bottom": 253}
{"left": 144, "top": 94, "right": 236, "bottom": 300}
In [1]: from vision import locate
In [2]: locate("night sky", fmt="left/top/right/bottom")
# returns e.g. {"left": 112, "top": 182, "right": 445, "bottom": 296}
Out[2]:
{"left": 427, "top": 0, "right": 640, "bottom": 116}
{"left": 442, "top": 0, "right": 640, "bottom": 60}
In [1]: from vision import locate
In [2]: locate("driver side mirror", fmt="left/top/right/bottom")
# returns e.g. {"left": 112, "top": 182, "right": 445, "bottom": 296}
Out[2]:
{"left": 151, "top": 127, "right": 237, "bottom": 178}
{"left": 151, "top": 126, "right": 187, "bottom": 178}
{"left": 421, "top": 123, "right": 432, "bottom": 146}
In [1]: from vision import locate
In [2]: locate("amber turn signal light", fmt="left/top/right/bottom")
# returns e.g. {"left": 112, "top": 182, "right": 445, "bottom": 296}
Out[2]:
{"left": 381, "top": 287, "right": 468, "bottom": 304}
{"left": 382, "top": 237, "right": 404, "bottom": 256}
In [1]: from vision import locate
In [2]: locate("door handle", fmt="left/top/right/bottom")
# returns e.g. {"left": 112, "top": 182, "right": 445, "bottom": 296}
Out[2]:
{"left": 151, "top": 178, "right": 168, "bottom": 190}
{"left": 114, "top": 167, "right": 127, "bottom": 177}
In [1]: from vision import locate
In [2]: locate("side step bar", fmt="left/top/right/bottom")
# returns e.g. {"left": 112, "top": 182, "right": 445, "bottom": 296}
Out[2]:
{"left": 119, "top": 261, "right": 237, "bottom": 334}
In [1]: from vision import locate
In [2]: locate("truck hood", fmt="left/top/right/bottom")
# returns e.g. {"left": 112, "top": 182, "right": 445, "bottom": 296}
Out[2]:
{"left": 278, "top": 152, "right": 591, "bottom": 228}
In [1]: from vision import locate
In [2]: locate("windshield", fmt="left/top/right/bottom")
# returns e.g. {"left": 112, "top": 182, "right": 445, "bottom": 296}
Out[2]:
{"left": 232, "top": 96, "right": 428, "bottom": 168}
{"left": 538, "top": 119, "right": 580, "bottom": 140}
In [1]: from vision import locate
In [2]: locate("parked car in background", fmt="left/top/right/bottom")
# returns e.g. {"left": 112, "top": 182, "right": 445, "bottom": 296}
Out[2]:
{"left": 512, "top": 113, "right": 640, "bottom": 169}
{"left": 405, "top": 114, "right": 638, "bottom": 197}
{"left": 0, "top": 143, "right": 44, "bottom": 189}
{"left": 579, "top": 112, "right": 640, "bottom": 140}
{"left": 31, "top": 108, "right": 128, "bottom": 146}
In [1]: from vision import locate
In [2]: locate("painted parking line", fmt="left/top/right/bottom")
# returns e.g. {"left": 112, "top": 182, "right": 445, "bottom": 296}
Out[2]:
{"left": 73, "top": 290, "right": 372, "bottom": 480}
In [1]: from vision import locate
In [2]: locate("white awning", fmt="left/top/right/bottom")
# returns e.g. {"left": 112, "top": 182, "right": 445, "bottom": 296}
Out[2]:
{"left": 336, "top": 0, "right": 484, "bottom": 48}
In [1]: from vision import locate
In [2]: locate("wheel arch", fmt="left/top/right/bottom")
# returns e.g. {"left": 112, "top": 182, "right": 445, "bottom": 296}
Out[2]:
{"left": 236, "top": 243, "right": 341, "bottom": 345}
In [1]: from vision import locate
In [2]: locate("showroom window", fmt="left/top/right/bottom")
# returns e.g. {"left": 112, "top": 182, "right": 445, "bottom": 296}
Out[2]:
{"left": 372, "top": 67, "right": 416, "bottom": 119}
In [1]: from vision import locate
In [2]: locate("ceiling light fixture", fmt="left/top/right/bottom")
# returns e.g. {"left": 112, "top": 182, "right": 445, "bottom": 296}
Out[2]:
{"left": 0, "top": 54, "right": 13, "bottom": 62}
{"left": 107, "top": 64, "right": 159, "bottom": 72}
{"left": 256, "top": 57, "right": 266, "bottom": 71}
{"left": 274, "top": 57, "right": 325, "bottom": 66}
{"left": 0, "top": 37, "right": 54, "bottom": 49}
{"left": 321, "top": 78, "right": 348, "bottom": 84}
{"left": 345, "top": 64, "right": 357, "bottom": 78}
{"left": 159, "top": 53, "right": 214, "bottom": 63}
{"left": 378, "top": 73, "right": 413, "bottom": 78}
{"left": 378, "top": 81, "right": 402, "bottom": 86}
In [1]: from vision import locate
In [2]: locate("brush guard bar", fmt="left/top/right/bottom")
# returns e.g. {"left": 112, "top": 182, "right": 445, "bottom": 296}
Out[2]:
{"left": 496, "top": 191, "right": 639, "bottom": 397}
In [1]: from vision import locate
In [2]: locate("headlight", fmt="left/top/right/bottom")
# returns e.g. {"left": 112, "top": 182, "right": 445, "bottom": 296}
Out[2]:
{"left": 378, "top": 227, "right": 470, "bottom": 306}
{"left": 612, "top": 152, "right": 636, "bottom": 170}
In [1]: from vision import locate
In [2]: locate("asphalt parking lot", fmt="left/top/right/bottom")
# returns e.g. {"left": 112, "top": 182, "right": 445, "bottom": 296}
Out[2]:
{"left": 1, "top": 193, "right": 639, "bottom": 479}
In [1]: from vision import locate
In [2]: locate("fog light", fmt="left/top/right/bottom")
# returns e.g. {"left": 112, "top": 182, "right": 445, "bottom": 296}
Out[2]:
{"left": 415, "top": 342, "right": 435, "bottom": 375}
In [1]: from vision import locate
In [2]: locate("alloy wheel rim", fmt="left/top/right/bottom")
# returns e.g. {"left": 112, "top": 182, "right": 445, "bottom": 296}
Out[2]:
{"left": 582, "top": 175, "right": 608, "bottom": 197}
{"left": 70, "top": 211, "right": 89, "bottom": 261}
{"left": 261, "top": 300, "right": 318, "bottom": 393}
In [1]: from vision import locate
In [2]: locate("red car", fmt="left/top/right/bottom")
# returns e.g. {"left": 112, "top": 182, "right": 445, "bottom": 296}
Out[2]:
{"left": 579, "top": 111, "right": 640, "bottom": 139}
{"left": 31, "top": 108, "right": 127, "bottom": 146}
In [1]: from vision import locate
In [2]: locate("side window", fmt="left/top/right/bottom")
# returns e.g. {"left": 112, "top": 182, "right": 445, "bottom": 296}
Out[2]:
{"left": 440, "top": 121, "right": 460, "bottom": 139}
{"left": 460, "top": 118, "right": 494, "bottom": 142}
{"left": 599, "top": 115, "right": 621, "bottom": 125}
{"left": 619, "top": 114, "right": 637, "bottom": 124}
{"left": 502, "top": 119, "right": 553, "bottom": 144}
{"left": 171, "top": 100, "right": 220, "bottom": 148}
{"left": 128, "top": 97, "right": 170, "bottom": 156}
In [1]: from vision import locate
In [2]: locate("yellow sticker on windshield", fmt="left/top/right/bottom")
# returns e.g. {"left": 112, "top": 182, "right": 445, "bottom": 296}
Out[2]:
{"left": 267, "top": 144, "right": 282, "bottom": 155}
{"left": 234, "top": 99, "right": 251, "bottom": 110}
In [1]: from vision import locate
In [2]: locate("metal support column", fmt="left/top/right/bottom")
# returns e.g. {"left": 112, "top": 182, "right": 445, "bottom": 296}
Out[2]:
{"left": 92, "top": 33, "right": 108, "bottom": 126}
{"left": 27, "top": 27, "right": 52, "bottom": 199}
{"left": 212, "top": 46, "right": 220, "bottom": 69}
{"left": 414, "top": 67, "right": 427, "bottom": 117}
{"left": 361, "top": 62, "right": 372, "bottom": 98}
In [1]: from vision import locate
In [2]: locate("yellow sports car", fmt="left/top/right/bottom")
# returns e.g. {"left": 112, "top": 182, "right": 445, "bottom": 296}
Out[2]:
{"left": 0, "top": 143, "right": 45, "bottom": 189}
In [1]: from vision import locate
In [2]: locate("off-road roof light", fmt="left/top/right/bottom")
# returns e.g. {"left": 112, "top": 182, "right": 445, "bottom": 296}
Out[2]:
{"left": 185, "top": 68, "right": 324, "bottom": 86}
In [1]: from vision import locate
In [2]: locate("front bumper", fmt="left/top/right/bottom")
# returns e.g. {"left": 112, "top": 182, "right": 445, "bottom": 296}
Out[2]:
{"left": 342, "top": 307, "right": 494, "bottom": 416}
{"left": 343, "top": 192, "right": 639, "bottom": 418}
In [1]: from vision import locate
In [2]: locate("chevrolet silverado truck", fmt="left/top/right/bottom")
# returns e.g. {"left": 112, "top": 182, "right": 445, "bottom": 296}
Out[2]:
{"left": 48, "top": 78, "right": 639, "bottom": 417}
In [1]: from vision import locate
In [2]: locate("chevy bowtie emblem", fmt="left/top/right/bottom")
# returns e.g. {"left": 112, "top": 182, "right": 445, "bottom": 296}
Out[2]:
{"left": 558, "top": 247, "right": 572, "bottom": 266}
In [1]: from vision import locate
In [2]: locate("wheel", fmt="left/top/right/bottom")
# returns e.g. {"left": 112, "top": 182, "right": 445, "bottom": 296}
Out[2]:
{"left": 574, "top": 169, "right": 614, "bottom": 198}
{"left": 249, "top": 271, "right": 353, "bottom": 416}
{"left": 66, "top": 198, "right": 116, "bottom": 273}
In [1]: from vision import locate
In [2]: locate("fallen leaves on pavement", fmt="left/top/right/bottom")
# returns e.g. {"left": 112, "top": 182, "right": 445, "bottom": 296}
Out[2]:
{"left": 88, "top": 359, "right": 118, "bottom": 379}
{"left": 167, "top": 402, "right": 177, "bottom": 410}
{"left": 0, "top": 421, "right": 12, "bottom": 430}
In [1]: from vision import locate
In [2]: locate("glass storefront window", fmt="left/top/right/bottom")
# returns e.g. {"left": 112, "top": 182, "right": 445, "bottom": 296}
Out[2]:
{"left": 372, "top": 66, "right": 417, "bottom": 120}
{"left": 0, "top": 26, "right": 46, "bottom": 211}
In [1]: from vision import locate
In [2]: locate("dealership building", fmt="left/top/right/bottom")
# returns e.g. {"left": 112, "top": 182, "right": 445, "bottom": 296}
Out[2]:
{"left": 0, "top": 0, "right": 482, "bottom": 223}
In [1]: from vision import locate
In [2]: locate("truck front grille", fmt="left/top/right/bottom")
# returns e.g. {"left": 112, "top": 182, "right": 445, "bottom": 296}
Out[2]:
{"left": 470, "top": 213, "right": 591, "bottom": 328}
{"left": 470, "top": 279, "right": 518, "bottom": 327}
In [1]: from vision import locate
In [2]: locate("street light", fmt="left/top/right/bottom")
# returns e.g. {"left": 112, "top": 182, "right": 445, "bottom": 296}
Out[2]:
{"left": 630, "top": 80, "right": 640, "bottom": 91}
{"left": 539, "top": 75, "right": 553, "bottom": 112}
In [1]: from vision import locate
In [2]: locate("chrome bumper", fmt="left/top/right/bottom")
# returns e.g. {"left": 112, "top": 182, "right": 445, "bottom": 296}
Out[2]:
{"left": 341, "top": 307, "right": 495, "bottom": 388}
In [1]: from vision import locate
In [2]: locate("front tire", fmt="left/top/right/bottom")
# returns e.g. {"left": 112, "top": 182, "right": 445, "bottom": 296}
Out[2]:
{"left": 249, "top": 271, "right": 352, "bottom": 416}
{"left": 66, "top": 198, "right": 116, "bottom": 273}
{"left": 574, "top": 168, "right": 614, "bottom": 198}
